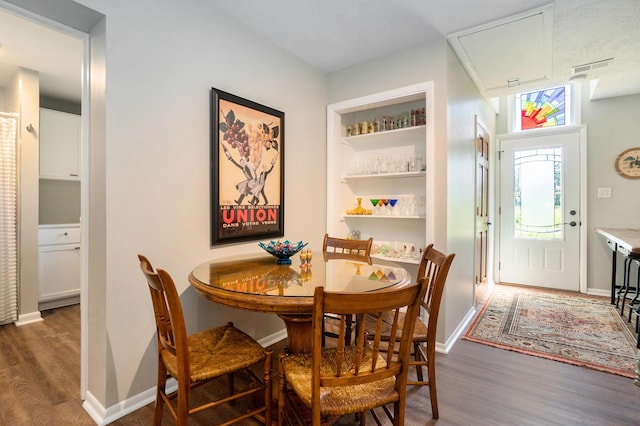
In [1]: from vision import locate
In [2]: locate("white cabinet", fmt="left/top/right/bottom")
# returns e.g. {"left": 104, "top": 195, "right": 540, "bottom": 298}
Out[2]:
{"left": 326, "top": 82, "right": 434, "bottom": 265}
{"left": 39, "top": 108, "right": 81, "bottom": 180}
{"left": 38, "top": 224, "right": 81, "bottom": 303}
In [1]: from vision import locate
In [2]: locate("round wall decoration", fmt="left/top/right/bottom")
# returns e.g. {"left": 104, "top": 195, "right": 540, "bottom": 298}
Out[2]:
{"left": 615, "top": 147, "right": 640, "bottom": 179}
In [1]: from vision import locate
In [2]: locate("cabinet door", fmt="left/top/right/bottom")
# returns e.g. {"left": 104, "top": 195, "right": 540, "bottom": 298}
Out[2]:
{"left": 40, "top": 108, "right": 81, "bottom": 180}
{"left": 38, "top": 244, "right": 81, "bottom": 301}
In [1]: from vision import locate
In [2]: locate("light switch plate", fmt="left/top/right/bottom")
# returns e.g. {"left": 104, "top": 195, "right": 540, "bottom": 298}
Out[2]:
{"left": 597, "top": 187, "right": 612, "bottom": 198}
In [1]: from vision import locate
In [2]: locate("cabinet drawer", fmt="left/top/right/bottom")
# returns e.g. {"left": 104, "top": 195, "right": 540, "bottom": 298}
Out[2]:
{"left": 39, "top": 226, "right": 81, "bottom": 245}
{"left": 38, "top": 244, "right": 81, "bottom": 302}
{"left": 618, "top": 245, "right": 631, "bottom": 257}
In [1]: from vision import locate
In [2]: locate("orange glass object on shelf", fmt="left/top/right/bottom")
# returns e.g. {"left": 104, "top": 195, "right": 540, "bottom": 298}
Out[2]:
{"left": 346, "top": 197, "right": 372, "bottom": 215}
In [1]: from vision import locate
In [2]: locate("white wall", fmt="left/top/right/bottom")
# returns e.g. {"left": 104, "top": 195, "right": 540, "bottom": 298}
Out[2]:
{"left": 4, "top": 69, "right": 41, "bottom": 319}
{"left": 444, "top": 45, "right": 496, "bottom": 341}
{"left": 71, "top": 0, "right": 328, "bottom": 409}
{"left": 583, "top": 91, "right": 640, "bottom": 293}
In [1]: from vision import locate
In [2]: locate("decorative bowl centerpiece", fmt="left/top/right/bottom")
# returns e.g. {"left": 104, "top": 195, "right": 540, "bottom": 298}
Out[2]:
{"left": 259, "top": 240, "right": 308, "bottom": 265}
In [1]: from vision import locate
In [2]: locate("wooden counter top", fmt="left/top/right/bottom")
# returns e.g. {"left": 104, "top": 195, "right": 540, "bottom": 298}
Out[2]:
{"left": 595, "top": 227, "right": 640, "bottom": 256}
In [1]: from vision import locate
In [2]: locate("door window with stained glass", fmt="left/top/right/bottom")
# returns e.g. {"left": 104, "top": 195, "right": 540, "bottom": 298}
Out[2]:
{"left": 513, "top": 147, "right": 562, "bottom": 239}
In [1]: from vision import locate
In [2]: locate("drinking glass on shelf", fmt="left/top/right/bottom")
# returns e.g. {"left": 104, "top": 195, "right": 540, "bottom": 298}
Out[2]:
{"left": 405, "top": 154, "right": 415, "bottom": 172}
{"left": 401, "top": 196, "right": 416, "bottom": 216}
{"left": 416, "top": 196, "right": 425, "bottom": 216}
{"left": 357, "top": 157, "right": 364, "bottom": 174}
{"left": 355, "top": 157, "right": 369, "bottom": 175}
{"left": 346, "top": 160, "right": 355, "bottom": 176}
{"left": 375, "top": 155, "right": 383, "bottom": 174}
{"left": 416, "top": 152, "right": 425, "bottom": 171}
{"left": 385, "top": 155, "right": 396, "bottom": 173}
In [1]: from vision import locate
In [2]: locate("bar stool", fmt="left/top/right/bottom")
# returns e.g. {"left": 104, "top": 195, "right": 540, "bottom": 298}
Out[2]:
{"left": 615, "top": 250, "right": 640, "bottom": 318}
{"left": 632, "top": 306, "right": 640, "bottom": 349}
{"left": 628, "top": 258, "right": 640, "bottom": 322}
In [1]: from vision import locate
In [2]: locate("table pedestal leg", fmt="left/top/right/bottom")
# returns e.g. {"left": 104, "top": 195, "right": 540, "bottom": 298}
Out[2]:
{"left": 277, "top": 314, "right": 313, "bottom": 354}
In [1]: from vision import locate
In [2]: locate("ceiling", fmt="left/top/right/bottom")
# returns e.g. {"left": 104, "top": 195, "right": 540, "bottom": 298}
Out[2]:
{"left": 0, "top": 0, "right": 639, "bottom": 104}
{"left": 0, "top": 6, "right": 82, "bottom": 103}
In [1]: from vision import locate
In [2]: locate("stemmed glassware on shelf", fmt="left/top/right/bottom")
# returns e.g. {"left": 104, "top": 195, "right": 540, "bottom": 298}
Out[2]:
{"left": 366, "top": 197, "right": 402, "bottom": 216}
{"left": 389, "top": 199, "right": 398, "bottom": 216}
{"left": 370, "top": 198, "right": 379, "bottom": 215}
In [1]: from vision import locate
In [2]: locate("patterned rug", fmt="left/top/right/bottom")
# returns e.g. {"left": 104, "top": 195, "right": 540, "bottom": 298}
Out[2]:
{"left": 463, "top": 285, "right": 639, "bottom": 378}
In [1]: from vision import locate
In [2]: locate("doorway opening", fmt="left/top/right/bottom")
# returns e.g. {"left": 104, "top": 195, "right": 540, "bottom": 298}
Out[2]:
{"left": 0, "top": 0, "right": 106, "bottom": 402}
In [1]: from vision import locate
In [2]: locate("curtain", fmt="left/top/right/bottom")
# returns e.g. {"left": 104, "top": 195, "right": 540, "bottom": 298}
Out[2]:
{"left": 0, "top": 112, "right": 18, "bottom": 324}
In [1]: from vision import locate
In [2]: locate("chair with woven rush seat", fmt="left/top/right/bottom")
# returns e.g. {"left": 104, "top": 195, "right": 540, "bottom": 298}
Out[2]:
{"left": 277, "top": 281, "right": 426, "bottom": 426}
{"left": 137, "top": 254, "right": 272, "bottom": 426}
{"left": 322, "top": 233, "right": 373, "bottom": 256}
{"left": 365, "top": 244, "right": 454, "bottom": 420}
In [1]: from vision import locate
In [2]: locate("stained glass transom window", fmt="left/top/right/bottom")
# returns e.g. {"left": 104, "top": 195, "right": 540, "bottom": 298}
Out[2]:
{"left": 519, "top": 86, "right": 568, "bottom": 130}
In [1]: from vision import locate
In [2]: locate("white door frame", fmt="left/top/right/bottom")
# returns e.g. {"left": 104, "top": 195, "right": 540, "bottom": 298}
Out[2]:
{"left": 496, "top": 125, "right": 587, "bottom": 293}
{"left": 0, "top": 0, "right": 95, "bottom": 399}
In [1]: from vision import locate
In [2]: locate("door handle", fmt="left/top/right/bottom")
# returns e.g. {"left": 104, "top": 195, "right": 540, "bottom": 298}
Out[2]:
{"left": 563, "top": 221, "right": 577, "bottom": 227}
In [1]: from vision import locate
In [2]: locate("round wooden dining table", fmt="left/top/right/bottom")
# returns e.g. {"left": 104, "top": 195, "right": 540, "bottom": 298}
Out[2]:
{"left": 189, "top": 251, "right": 411, "bottom": 353}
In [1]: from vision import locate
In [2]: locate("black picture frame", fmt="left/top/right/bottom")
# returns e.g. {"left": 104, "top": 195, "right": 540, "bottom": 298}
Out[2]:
{"left": 210, "top": 88, "right": 285, "bottom": 246}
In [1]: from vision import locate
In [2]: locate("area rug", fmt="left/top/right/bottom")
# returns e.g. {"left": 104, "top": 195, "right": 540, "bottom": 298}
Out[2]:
{"left": 463, "top": 285, "right": 639, "bottom": 378}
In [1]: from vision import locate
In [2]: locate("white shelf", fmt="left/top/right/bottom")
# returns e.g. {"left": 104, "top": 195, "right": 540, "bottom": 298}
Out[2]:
{"left": 342, "top": 171, "right": 425, "bottom": 181}
{"left": 370, "top": 254, "right": 421, "bottom": 265}
{"left": 342, "top": 125, "right": 425, "bottom": 146}
{"left": 342, "top": 215, "right": 424, "bottom": 220}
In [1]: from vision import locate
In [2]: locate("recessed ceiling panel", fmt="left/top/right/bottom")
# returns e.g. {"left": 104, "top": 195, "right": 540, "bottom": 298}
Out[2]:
{"left": 449, "top": 5, "right": 553, "bottom": 93}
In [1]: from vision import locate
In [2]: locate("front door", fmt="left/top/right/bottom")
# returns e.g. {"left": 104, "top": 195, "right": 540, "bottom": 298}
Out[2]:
{"left": 499, "top": 128, "right": 582, "bottom": 291}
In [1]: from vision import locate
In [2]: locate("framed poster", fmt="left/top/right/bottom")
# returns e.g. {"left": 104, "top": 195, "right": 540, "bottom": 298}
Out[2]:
{"left": 210, "top": 88, "right": 284, "bottom": 246}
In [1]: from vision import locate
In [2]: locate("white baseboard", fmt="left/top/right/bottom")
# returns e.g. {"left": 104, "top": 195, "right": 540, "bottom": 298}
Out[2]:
{"left": 258, "top": 328, "right": 288, "bottom": 348}
{"left": 15, "top": 311, "right": 43, "bottom": 326}
{"left": 83, "top": 380, "right": 178, "bottom": 425}
{"left": 586, "top": 288, "right": 610, "bottom": 297}
{"left": 436, "top": 306, "right": 478, "bottom": 354}
{"left": 39, "top": 295, "right": 80, "bottom": 311}
{"left": 80, "top": 329, "right": 288, "bottom": 425}
{"left": 82, "top": 391, "right": 106, "bottom": 425}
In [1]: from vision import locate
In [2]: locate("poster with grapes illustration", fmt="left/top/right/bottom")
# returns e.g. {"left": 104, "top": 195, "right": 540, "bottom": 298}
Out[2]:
{"left": 211, "top": 88, "right": 284, "bottom": 245}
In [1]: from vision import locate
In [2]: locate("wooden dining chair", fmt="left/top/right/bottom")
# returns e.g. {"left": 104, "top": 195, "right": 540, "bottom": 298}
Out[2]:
{"left": 365, "top": 244, "right": 454, "bottom": 420}
{"left": 321, "top": 233, "right": 373, "bottom": 346}
{"left": 322, "top": 233, "right": 373, "bottom": 256}
{"left": 137, "top": 254, "right": 272, "bottom": 426}
{"left": 277, "top": 282, "right": 426, "bottom": 426}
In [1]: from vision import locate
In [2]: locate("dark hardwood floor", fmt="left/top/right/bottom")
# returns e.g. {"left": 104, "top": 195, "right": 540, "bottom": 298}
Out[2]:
{"left": 1, "top": 304, "right": 639, "bottom": 425}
